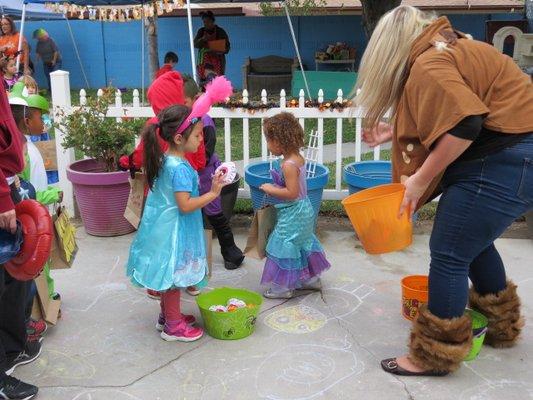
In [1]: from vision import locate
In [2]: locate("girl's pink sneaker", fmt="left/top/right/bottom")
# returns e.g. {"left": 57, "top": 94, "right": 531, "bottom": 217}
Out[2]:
{"left": 161, "top": 320, "right": 203, "bottom": 342}
{"left": 156, "top": 313, "right": 196, "bottom": 332}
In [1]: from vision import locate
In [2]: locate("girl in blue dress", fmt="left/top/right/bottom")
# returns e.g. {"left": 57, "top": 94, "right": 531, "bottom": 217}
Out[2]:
{"left": 259, "top": 112, "right": 331, "bottom": 299}
{"left": 126, "top": 104, "right": 226, "bottom": 342}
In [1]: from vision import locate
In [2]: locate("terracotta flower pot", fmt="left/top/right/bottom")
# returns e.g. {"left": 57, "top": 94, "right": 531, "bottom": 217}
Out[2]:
{"left": 66, "top": 159, "right": 135, "bottom": 237}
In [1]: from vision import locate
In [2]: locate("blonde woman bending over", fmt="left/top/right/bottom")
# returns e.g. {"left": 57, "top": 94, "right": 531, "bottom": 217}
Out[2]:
{"left": 355, "top": 5, "right": 533, "bottom": 376}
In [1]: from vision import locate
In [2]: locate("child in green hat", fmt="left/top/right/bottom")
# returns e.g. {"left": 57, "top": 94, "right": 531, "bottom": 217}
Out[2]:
{"left": 9, "top": 84, "right": 62, "bottom": 338}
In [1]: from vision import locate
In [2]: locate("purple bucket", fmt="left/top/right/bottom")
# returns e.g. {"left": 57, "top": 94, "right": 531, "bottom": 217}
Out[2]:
{"left": 67, "top": 159, "right": 135, "bottom": 237}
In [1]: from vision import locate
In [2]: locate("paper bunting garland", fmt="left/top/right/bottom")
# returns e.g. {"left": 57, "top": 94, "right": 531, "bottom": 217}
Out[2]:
{"left": 44, "top": 0, "right": 185, "bottom": 21}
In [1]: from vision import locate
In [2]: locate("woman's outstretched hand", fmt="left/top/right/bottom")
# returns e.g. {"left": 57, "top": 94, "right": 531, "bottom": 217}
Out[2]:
{"left": 362, "top": 122, "right": 393, "bottom": 147}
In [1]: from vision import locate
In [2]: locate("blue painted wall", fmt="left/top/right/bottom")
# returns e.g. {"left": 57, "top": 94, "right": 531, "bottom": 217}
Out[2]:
{"left": 18, "top": 12, "right": 524, "bottom": 90}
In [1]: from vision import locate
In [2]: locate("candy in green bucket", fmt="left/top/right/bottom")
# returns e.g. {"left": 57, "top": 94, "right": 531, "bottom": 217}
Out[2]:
{"left": 464, "top": 309, "right": 488, "bottom": 361}
{"left": 196, "top": 287, "right": 263, "bottom": 340}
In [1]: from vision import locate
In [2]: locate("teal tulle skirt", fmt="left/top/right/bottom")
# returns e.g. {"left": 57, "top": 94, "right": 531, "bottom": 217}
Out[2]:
{"left": 261, "top": 197, "right": 330, "bottom": 289}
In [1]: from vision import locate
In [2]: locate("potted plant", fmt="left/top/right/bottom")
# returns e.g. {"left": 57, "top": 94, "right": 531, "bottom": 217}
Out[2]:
{"left": 56, "top": 88, "right": 145, "bottom": 236}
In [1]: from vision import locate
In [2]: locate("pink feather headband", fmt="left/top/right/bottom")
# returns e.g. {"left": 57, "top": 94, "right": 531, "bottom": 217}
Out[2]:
{"left": 176, "top": 76, "right": 233, "bottom": 135}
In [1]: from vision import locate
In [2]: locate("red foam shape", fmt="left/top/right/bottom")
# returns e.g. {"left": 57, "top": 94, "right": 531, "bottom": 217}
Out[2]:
{"left": 5, "top": 200, "right": 53, "bottom": 281}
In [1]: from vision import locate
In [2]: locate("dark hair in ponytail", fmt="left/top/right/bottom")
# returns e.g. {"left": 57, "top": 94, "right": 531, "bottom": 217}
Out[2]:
{"left": 143, "top": 104, "right": 192, "bottom": 189}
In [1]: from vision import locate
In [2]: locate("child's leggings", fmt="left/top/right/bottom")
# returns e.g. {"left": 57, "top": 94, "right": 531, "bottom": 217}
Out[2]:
{"left": 160, "top": 289, "right": 182, "bottom": 322}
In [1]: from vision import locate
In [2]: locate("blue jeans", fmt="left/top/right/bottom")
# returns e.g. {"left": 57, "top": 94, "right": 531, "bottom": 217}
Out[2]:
{"left": 428, "top": 134, "right": 533, "bottom": 319}
{"left": 43, "top": 60, "right": 62, "bottom": 91}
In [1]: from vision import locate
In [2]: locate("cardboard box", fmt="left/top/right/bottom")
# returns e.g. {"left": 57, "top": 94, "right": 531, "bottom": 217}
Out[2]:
{"left": 33, "top": 140, "right": 58, "bottom": 171}
{"left": 208, "top": 39, "right": 226, "bottom": 52}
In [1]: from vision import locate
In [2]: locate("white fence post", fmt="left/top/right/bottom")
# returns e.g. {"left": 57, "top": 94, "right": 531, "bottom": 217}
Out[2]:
{"left": 242, "top": 89, "right": 250, "bottom": 188}
{"left": 335, "top": 89, "right": 343, "bottom": 191}
{"left": 261, "top": 89, "right": 268, "bottom": 161}
{"left": 298, "top": 89, "right": 305, "bottom": 129}
{"left": 132, "top": 89, "right": 141, "bottom": 146}
{"left": 79, "top": 89, "right": 87, "bottom": 105}
{"left": 355, "top": 116, "right": 362, "bottom": 162}
{"left": 115, "top": 89, "right": 122, "bottom": 122}
{"left": 224, "top": 117, "right": 231, "bottom": 162}
{"left": 317, "top": 89, "right": 324, "bottom": 164}
{"left": 132, "top": 89, "right": 140, "bottom": 108}
{"left": 50, "top": 70, "right": 76, "bottom": 216}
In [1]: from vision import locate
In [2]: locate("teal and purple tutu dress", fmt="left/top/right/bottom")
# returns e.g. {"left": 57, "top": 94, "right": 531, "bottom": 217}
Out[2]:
{"left": 261, "top": 160, "right": 330, "bottom": 289}
{"left": 126, "top": 156, "right": 208, "bottom": 291}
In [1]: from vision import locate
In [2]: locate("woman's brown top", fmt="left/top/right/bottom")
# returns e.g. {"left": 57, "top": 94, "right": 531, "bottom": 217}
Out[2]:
{"left": 393, "top": 17, "right": 533, "bottom": 207}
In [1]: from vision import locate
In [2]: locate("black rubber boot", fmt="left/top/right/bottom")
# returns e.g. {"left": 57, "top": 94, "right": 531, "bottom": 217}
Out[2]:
{"left": 207, "top": 213, "right": 244, "bottom": 270}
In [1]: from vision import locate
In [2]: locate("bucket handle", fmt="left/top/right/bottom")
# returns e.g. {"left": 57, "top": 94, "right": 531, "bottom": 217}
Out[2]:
{"left": 473, "top": 326, "right": 488, "bottom": 338}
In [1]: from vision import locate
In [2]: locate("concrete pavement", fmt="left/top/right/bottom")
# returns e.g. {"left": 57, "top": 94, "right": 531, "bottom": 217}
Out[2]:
{"left": 15, "top": 225, "right": 533, "bottom": 400}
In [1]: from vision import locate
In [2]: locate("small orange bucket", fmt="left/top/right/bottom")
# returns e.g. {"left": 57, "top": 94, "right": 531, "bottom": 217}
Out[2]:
{"left": 401, "top": 275, "right": 428, "bottom": 320}
{"left": 341, "top": 183, "right": 413, "bottom": 254}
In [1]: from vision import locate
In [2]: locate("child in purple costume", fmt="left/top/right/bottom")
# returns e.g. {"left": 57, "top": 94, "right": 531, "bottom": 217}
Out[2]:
{"left": 183, "top": 77, "right": 244, "bottom": 270}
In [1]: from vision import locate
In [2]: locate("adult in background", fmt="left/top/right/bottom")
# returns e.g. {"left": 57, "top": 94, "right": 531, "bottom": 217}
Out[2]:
{"left": 0, "top": 16, "right": 31, "bottom": 75}
{"left": 33, "top": 29, "right": 61, "bottom": 91}
{"left": 354, "top": 6, "right": 533, "bottom": 376}
{"left": 0, "top": 57, "right": 39, "bottom": 400}
{"left": 193, "top": 11, "right": 230, "bottom": 86}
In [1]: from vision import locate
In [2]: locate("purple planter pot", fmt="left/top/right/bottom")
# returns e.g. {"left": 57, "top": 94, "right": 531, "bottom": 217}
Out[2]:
{"left": 67, "top": 159, "right": 135, "bottom": 237}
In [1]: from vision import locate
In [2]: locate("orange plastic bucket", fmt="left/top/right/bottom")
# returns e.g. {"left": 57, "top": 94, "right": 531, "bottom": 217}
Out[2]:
{"left": 341, "top": 183, "right": 413, "bottom": 254}
{"left": 401, "top": 275, "right": 428, "bottom": 320}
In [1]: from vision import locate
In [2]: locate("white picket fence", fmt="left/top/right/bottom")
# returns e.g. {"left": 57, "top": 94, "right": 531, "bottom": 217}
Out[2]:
{"left": 50, "top": 71, "right": 384, "bottom": 216}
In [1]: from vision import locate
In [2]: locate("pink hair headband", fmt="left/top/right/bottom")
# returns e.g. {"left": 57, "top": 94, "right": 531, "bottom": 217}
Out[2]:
{"left": 176, "top": 76, "right": 233, "bottom": 135}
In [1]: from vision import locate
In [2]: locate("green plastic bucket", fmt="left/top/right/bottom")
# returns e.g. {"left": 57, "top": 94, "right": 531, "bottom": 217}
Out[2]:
{"left": 196, "top": 287, "right": 263, "bottom": 340}
{"left": 464, "top": 309, "right": 489, "bottom": 361}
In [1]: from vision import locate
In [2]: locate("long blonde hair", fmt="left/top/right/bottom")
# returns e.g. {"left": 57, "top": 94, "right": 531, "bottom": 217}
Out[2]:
{"left": 353, "top": 6, "right": 436, "bottom": 129}
{"left": 18, "top": 75, "right": 38, "bottom": 93}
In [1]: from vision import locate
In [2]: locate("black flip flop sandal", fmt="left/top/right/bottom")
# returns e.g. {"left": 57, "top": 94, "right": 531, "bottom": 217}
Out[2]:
{"left": 381, "top": 358, "right": 449, "bottom": 377}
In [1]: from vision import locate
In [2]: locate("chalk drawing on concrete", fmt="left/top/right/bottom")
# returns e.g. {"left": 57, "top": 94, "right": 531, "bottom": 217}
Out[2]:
{"left": 65, "top": 256, "right": 128, "bottom": 312}
{"left": 34, "top": 349, "right": 96, "bottom": 380}
{"left": 174, "top": 366, "right": 230, "bottom": 400}
{"left": 72, "top": 389, "right": 143, "bottom": 400}
{"left": 458, "top": 380, "right": 533, "bottom": 400}
{"left": 264, "top": 304, "right": 328, "bottom": 334}
{"left": 101, "top": 333, "right": 146, "bottom": 364}
{"left": 301, "top": 282, "right": 375, "bottom": 320}
{"left": 255, "top": 343, "right": 363, "bottom": 400}
{"left": 207, "top": 264, "right": 248, "bottom": 286}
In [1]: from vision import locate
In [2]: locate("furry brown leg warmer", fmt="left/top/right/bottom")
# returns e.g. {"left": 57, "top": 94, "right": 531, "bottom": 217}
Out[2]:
{"left": 469, "top": 281, "right": 524, "bottom": 348}
{"left": 409, "top": 305, "right": 472, "bottom": 373}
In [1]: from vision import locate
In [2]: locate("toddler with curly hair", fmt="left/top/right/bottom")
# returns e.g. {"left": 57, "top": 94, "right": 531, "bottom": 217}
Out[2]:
{"left": 259, "top": 112, "right": 330, "bottom": 299}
